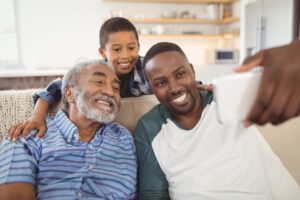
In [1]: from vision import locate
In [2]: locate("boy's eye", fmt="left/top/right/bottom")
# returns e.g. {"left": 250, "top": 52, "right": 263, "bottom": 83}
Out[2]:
{"left": 128, "top": 46, "right": 135, "bottom": 51}
{"left": 113, "top": 48, "right": 121, "bottom": 52}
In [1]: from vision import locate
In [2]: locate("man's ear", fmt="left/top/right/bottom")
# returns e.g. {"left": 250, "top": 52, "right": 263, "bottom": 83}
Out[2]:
{"left": 99, "top": 47, "right": 107, "bottom": 59}
{"left": 189, "top": 63, "right": 195, "bottom": 75}
{"left": 65, "top": 87, "right": 76, "bottom": 103}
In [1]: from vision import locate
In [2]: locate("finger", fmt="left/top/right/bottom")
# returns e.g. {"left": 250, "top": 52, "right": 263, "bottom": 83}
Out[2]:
{"left": 7, "top": 122, "right": 22, "bottom": 140}
{"left": 197, "top": 84, "right": 213, "bottom": 92}
{"left": 234, "top": 51, "right": 265, "bottom": 73}
{"left": 12, "top": 123, "right": 27, "bottom": 142}
{"left": 35, "top": 126, "right": 47, "bottom": 138}
{"left": 21, "top": 126, "right": 33, "bottom": 139}
{"left": 280, "top": 91, "right": 300, "bottom": 120}
{"left": 257, "top": 77, "right": 292, "bottom": 125}
{"left": 246, "top": 71, "right": 277, "bottom": 124}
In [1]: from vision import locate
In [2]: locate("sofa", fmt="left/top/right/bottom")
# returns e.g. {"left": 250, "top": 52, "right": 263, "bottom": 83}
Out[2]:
{"left": 0, "top": 89, "right": 299, "bottom": 186}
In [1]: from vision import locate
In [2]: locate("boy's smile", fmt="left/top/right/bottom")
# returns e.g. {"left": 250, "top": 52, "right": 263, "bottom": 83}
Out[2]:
{"left": 99, "top": 31, "right": 140, "bottom": 76}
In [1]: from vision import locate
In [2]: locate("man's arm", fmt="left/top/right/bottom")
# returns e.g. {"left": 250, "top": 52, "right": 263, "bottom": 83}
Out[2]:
{"left": 0, "top": 183, "right": 35, "bottom": 200}
{"left": 0, "top": 135, "right": 40, "bottom": 199}
{"left": 134, "top": 120, "right": 170, "bottom": 200}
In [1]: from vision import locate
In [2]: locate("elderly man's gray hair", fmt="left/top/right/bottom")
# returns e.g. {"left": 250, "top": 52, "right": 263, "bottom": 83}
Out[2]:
{"left": 61, "top": 59, "right": 115, "bottom": 111}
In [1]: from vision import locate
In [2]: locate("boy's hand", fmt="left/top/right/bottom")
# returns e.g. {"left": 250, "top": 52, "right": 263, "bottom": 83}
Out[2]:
{"left": 7, "top": 118, "right": 47, "bottom": 142}
{"left": 197, "top": 84, "right": 213, "bottom": 92}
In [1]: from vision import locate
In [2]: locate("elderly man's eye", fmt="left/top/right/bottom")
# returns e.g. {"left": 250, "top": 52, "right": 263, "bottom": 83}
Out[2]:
{"left": 96, "top": 81, "right": 103, "bottom": 85}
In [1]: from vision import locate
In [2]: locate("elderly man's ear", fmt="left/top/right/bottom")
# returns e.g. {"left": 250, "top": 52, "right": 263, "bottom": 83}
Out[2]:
{"left": 65, "top": 88, "right": 76, "bottom": 104}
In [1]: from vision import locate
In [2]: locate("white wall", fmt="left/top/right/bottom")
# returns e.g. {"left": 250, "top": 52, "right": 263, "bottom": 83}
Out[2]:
{"left": 13, "top": 0, "right": 240, "bottom": 69}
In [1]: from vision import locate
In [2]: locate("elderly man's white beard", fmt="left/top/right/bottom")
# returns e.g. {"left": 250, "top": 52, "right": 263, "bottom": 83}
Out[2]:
{"left": 74, "top": 89, "right": 119, "bottom": 124}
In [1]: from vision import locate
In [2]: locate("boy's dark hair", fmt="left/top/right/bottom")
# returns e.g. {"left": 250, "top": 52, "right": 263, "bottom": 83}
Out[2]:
{"left": 99, "top": 17, "right": 139, "bottom": 49}
{"left": 143, "top": 42, "right": 188, "bottom": 69}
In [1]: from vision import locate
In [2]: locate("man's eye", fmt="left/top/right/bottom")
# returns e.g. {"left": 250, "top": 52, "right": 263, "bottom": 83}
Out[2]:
{"left": 96, "top": 81, "right": 103, "bottom": 85}
{"left": 176, "top": 71, "right": 185, "bottom": 78}
{"left": 113, "top": 87, "right": 120, "bottom": 91}
{"left": 113, "top": 48, "right": 121, "bottom": 52}
{"left": 155, "top": 81, "right": 166, "bottom": 88}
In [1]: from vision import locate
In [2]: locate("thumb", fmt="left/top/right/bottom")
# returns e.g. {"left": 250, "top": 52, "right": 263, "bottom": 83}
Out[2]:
{"left": 235, "top": 51, "right": 265, "bottom": 73}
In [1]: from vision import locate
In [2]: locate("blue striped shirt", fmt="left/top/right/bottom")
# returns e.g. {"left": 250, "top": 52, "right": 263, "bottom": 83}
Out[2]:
{"left": 0, "top": 110, "right": 137, "bottom": 200}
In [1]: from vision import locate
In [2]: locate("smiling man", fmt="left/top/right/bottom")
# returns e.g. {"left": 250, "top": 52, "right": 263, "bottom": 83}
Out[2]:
{"left": 0, "top": 60, "right": 137, "bottom": 200}
{"left": 134, "top": 42, "right": 300, "bottom": 200}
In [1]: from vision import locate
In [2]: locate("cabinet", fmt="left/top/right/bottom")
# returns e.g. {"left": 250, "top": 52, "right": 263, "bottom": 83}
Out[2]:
{"left": 103, "top": 0, "right": 240, "bottom": 39}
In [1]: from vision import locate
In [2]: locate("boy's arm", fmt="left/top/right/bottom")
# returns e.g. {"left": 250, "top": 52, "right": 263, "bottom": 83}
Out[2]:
{"left": 33, "top": 78, "right": 62, "bottom": 106}
{"left": 0, "top": 183, "right": 35, "bottom": 200}
{"left": 7, "top": 98, "right": 49, "bottom": 141}
{"left": 7, "top": 78, "right": 62, "bottom": 141}
{"left": 134, "top": 120, "right": 170, "bottom": 200}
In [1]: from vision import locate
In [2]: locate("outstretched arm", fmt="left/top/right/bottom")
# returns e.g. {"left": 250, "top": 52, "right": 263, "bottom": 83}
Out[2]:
{"left": 235, "top": 39, "right": 300, "bottom": 126}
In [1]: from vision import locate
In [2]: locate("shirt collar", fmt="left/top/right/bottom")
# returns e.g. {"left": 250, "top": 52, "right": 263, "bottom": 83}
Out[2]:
{"left": 54, "top": 110, "right": 104, "bottom": 146}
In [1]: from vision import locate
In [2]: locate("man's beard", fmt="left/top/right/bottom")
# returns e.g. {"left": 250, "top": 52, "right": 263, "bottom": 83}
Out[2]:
{"left": 74, "top": 89, "right": 120, "bottom": 123}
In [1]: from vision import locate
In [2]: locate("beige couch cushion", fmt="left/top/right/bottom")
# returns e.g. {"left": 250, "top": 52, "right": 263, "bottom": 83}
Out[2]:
{"left": 0, "top": 89, "right": 299, "bottom": 186}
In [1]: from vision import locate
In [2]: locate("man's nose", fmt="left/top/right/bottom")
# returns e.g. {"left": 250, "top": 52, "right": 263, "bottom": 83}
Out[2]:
{"left": 168, "top": 79, "right": 181, "bottom": 95}
{"left": 101, "top": 84, "right": 114, "bottom": 97}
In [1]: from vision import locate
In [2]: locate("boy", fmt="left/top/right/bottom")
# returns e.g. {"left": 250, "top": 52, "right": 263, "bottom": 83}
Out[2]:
{"left": 134, "top": 42, "right": 300, "bottom": 199}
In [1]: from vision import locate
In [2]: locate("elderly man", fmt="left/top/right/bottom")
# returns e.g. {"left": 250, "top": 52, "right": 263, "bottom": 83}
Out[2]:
{"left": 134, "top": 42, "right": 300, "bottom": 200}
{"left": 0, "top": 60, "right": 137, "bottom": 200}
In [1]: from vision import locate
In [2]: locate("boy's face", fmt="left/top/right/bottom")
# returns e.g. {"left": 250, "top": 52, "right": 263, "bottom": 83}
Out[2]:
{"left": 99, "top": 31, "right": 140, "bottom": 76}
{"left": 145, "top": 51, "right": 199, "bottom": 117}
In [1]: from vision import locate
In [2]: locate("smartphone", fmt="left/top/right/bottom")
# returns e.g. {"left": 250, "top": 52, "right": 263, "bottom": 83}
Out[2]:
{"left": 212, "top": 72, "right": 262, "bottom": 124}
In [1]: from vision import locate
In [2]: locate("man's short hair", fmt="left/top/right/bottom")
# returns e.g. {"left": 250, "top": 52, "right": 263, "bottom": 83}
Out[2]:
{"left": 62, "top": 60, "right": 115, "bottom": 111}
{"left": 99, "top": 17, "right": 139, "bottom": 49}
{"left": 143, "top": 42, "right": 188, "bottom": 70}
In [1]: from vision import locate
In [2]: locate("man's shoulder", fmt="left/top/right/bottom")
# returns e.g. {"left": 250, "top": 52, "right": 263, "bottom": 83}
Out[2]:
{"left": 104, "top": 122, "right": 133, "bottom": 139}
{"left": 135, "top": 104, "right": 170, "bottom": 138}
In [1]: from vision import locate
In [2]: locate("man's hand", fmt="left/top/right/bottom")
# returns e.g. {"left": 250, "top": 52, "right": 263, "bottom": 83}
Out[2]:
{"left": 235, "top": 39, "right": 300, "bottom": 126}
{"left": 197, "top": 84, "right": 213, "bottom": 92}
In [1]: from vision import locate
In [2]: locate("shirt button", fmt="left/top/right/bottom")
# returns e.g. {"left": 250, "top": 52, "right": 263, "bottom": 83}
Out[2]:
{"left": 67, "top": 139, "right": 71, "bottom": 143}
{"left": 89, "top": 144, "right": 93, "bottom": 148}
{"left": 73, "top": 134, "right": 77, "bottom": 138}
{"left": 89, "top": 165, "right": 93, "bottom": 169}
{"left": 77, "top": 192, "right": 82, "bottom": 197}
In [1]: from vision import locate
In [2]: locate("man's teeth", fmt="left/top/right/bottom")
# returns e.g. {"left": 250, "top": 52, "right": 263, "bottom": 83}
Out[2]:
{"left": 97, "top": 100, "right": 110, "bottom": 106}
{"left": 173, "top": 93, "right": 187, "bottom": 103}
